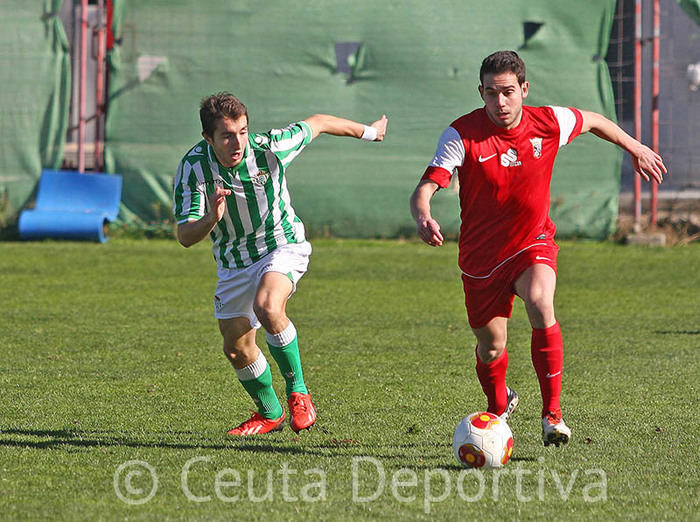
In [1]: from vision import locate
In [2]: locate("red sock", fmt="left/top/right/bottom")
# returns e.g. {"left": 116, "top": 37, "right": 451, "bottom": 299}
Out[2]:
{"left": 475, "top": 348, "right": 509, "bottom": 415}
{"left": 531, "top": 322, "right": 563, "bottom": 417}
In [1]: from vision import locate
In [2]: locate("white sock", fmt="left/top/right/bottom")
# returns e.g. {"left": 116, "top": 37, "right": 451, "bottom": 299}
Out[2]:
{"left": 266, "top": 321, "right": 297, "bottom": 347}
{"left": 234, "top": 350, "right": 268, "bottom": 381}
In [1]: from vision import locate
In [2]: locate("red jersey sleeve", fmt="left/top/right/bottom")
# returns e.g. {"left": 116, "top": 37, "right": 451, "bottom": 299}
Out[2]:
{"left": 421, "top": 126, "right": 465, "bottom": 188}
{"left": 421, "top": 166, "right": 452, "bottom": 188}
{"left": 567, "top": 107, "right": 584, "bottom": 144}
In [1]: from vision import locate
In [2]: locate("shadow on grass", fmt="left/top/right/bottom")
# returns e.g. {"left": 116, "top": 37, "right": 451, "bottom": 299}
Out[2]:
{"left": 405, "top": 454, "right": 538, "bottom": 471}
{"left": 0, "top": 428, "right": 451, "bottom": 461}
{"left": 0, "top": 428, "right": 544, "bottom": 473}
{"left": 509, "top": 455, "right": 538, "bottom": 462}
{"left": 0, "top": 428, "right": 321, "bottom": 455}
{"left": 653, "top": 330, "right": 700, "bottom": 335}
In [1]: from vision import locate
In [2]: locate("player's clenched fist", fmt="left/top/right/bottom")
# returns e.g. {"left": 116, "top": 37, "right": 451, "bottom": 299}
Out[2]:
{"left": 208, "top": 186, "right": 231, "bottom": 223}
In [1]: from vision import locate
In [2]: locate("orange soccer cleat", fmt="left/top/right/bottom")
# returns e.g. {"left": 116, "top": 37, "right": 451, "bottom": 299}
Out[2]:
{"left": 287, "top": 392, "right": 316, "bottom": 433}
{"left": 227, "top": 411, "right": 286, "bottom": 436}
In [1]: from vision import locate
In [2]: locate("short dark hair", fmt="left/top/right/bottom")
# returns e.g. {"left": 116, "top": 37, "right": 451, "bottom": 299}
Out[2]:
{"left": 199, "top": 92, "right": 248, "bottom": 137}
{"left": 479, "top": 51, "right": 526, "bottom": 85}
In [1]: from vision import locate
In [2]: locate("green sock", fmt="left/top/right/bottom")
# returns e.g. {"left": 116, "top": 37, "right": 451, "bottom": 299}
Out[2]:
{"left": 236, "top": 355, "right": 283, "bottom": 419}
{"left": 267, "top": 322, "right": 308, "bottom": 396}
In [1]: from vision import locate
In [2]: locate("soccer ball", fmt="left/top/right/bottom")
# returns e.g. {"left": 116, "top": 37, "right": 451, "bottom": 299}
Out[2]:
{"left": 452, "top": 412, "right": 514, "bottom": 469}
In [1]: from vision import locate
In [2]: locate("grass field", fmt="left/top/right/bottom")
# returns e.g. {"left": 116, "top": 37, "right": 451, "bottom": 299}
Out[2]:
{"left": 1, "top": 238, "right": 698, "bottom": 520}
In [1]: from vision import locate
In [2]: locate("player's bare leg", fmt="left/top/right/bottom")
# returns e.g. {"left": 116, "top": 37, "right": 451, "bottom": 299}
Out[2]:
{"left": 515, "top": 264, "right": 570, "bottom": 446}
{"left": 472, "top": 317, "right": 517, "bottom": 419}
{"left": 255, "top": 272, "right": 316, "bottom": 433}
{"left": 220, "top": 316, "right": 260, "bottom": 369}
{"left": 254, "top": 271, "right": 294, "bottom": 335}
{"left": 514, "top": 264, "right": 556, "bottom": 329}
{"left": 474, "top": 316, "right": 508, "bottom": 363}
{"left": 220, "top": 317, "right": 285, "bottom": 435}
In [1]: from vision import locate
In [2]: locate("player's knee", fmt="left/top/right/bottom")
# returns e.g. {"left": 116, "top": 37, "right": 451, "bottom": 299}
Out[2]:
{"left": 477, "top": 340, "right": 506, "bottom": 363}
{"left": 253, "top": 300, "right": 271, "bottom": 324}
{"left": 222, "top": 339, "right": 240, "bottom": 359}
{"left": 253, "top": 299, "right": 284, "bottom": 329}
{"left": 222, "top": 343, "right": 235, "bottom": 361}
{"left": 525, "top": 290, "right": 553, "bottom": 317}
{"left": 525, "top": 297, "right": 554, "bottom": 322}
{"left": 222, "top": 336, "right": 254, "bottom": 362}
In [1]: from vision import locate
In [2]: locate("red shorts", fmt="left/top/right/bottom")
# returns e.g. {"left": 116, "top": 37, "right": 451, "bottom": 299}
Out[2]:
{"left": 461, "top": 242, "right": 559, "bottom": 329}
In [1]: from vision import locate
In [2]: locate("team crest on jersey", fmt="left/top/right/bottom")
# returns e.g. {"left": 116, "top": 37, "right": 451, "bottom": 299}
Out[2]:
{"left": 500, "top": 148, "right": 522, "bottom": 167}
{"left": 529, "top": 137, "right": 543, "bottom": 159}
{"left": 251, "top": 169, "right": 270, "bottom": 186}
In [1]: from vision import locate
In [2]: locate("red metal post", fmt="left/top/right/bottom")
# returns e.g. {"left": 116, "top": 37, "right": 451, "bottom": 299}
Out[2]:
{"left": 95, "top": 0, "right": 106, "bottom": 171}
{"left": 78, "top": 0, "right": 88, "bottom": 173}
{"left": 651, "top": 0, "right": 660, "bottom": 226}
{"left": 633, "top": 0, "right": 643, "bottom": 229}
{"left": 107, "top": 0, "right": 114, "bottom": 50}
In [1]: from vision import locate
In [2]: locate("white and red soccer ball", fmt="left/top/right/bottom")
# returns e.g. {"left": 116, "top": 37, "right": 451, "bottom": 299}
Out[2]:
{"left": 452, "top": 412, "right": 514, "bottom": 469}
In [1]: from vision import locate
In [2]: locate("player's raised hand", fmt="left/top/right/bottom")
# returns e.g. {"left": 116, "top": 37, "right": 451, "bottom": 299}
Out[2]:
{"left": 632, "top": 144, "right": 666, "bottom": 184}
{"left": 417, "top": 216, "right": 444, "bottom": 247}
{"left": 370, "top": 115, "right": 388, "bottom": 141}
{"left": 208, "top": 186, "right": 231, "bottom": 223}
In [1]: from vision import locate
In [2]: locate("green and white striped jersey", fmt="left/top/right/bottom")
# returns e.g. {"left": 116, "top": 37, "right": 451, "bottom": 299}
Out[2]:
{"left": 173, "top": 121, "right": 313, "bottom": 268}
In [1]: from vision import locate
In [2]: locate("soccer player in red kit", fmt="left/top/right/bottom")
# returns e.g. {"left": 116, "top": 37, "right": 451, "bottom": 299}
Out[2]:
{"left": 410, "top": 51, "right": 666, "bottom": 446}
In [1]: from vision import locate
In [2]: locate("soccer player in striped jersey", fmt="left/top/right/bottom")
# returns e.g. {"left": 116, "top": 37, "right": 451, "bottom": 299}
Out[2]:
{"left": 174, "top": 92, "right": 388, "bottom": 436}
{"left": 411, "top": 51, "right": 665, "bottom": 447}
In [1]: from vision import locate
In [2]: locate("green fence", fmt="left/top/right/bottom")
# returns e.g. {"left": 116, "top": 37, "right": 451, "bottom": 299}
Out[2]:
{"left": 1, "top": 1, "right": 620, "bottom": 239}
{"left": 0, "top": 0, "right": 70, "bottom": 226}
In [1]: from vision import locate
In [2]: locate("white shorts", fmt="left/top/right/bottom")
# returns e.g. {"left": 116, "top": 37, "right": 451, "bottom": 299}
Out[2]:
{"left": 214, "top": 241, "right": 312, "bottom": 328}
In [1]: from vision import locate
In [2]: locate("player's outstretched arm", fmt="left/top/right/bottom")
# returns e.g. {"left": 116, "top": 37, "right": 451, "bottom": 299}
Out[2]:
{"left": 580, "top": 110, "right": 667, "bottom": 184}
{"left": 410, "top": 180, "right": 444, "bottom": 247}
{"left": 176, "top": 186, "right": 231, "bottom": 247}
{"left": 303, "top": 114, "right": 388, "bottom": 141}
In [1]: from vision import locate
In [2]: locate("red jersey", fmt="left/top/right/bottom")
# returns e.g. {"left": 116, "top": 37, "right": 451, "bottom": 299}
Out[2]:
{"left": 422, "top": 105, "right": 583, "bottom": 278}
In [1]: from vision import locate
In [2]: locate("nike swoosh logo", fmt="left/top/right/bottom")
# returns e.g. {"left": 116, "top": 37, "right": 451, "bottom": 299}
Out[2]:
{"left": 546, "top": 371, "right": 561, "bottom": 378}
{"left": 535, "top": 255, "right": 551, "bottom": 261}
{"left": 478, "top": 153, "right": 497, "bottom": 162}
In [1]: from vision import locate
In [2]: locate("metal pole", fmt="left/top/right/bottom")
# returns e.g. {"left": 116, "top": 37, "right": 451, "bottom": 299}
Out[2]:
{"left": 78, "top": 0, "right": 88, "bottom": 173}
{"left": 633, "top": 0, "right": 643, "bottom": 229}
{"left": 615, "top": 0, "right": 624, "bottom": 119}
{"left": 95, "top": 0, "right": 106, "bottom": 171}
{"left": 651, "top": 0, "right": 660, "bottom": 226}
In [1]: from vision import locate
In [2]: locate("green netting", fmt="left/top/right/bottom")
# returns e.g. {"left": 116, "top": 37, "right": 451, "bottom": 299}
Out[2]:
{"left": 0, "top": 0, "right": 71, "bottom": 226}
{"left": 678, "top": 0, "right": 700, "bottom": 24}
{"left": 106, "top": 0, "right": 619, "bottom": 238}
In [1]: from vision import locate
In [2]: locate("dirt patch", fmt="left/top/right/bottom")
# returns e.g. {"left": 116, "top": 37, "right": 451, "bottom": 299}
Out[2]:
{"left": 616, "top": 196, "right": 700, "bottom": 245}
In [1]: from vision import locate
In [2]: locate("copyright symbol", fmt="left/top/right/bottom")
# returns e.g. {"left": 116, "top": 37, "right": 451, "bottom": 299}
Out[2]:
{"left": 114, "top": 460, "right": 158, "bottom": 505}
